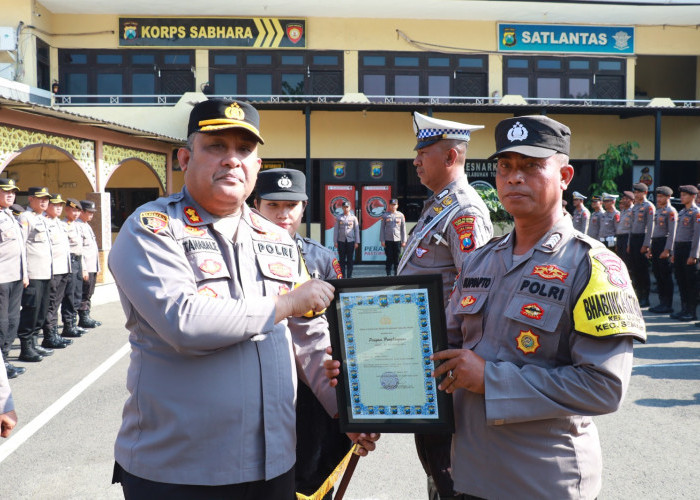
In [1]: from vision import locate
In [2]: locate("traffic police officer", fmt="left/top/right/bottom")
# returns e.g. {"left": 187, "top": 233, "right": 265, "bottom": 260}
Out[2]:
{"left": 432, "top": 115, "right": 645, "bottom": 499}
{"left": 380, "top": 198, "right": 406, "bottom": 275}
{"left": 17, "top": 187, "right": 54, "bottom": 363}
{"left": 571, "top": 191, "right": 590, "bottom": 233}
{"left": 599, "top": 192, "right": 620, "bottom": 248}
{"left": 649, "top": 186, "right": 677, "bottom": 314}
{"left": 41, "top": 194, "right": 72, "bottom": 348}
{"left": 402, "top": 111, "right": 493, "bottom": 499}
{"left": 671, "top": 185, "right": 700, "bottom": 321}
{"left": 616, "top": 191, "right": 635, "bottom": 266}
{"left": 628, "top": 183, "right": 655, "bottom": 307}
{"left": 333, "top": 201, "right": 360, "bottom": 278}
{"left": 77, "top": 200, "right": 101, "bottom": 328}
{"left": 254, "top": 167, "right": 350, "bottom": 500}
{"left": 586, "top": 195, "right": 604, "bottom": 238}
{"left": 0, "top": 178, "right": 27, "bottom": 378}
{"left": 62, "top": 199, "right": 87, "bottom": 337}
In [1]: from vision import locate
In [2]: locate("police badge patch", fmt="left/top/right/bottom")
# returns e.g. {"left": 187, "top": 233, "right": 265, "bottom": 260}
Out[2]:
{"left": 516, "top": 330, "right": 540, "bottom": 354}
{"left": 139, "top": 211, "right": 169, "bottom": 234}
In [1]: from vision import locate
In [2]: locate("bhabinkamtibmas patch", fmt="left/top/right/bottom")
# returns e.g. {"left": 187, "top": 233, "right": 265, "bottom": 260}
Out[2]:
{"left": 573, "top": 248, "right": 646, "bottom": 341}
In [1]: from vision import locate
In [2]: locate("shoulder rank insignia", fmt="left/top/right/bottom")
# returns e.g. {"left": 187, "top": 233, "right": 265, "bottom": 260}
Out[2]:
{"left": 249, "top": 212, "right": 265, "bottom": 232}
{"left": 516, "top": 330, "right": 540, "bottom": 354}
{"left": 184, "top": 207, "right": 202, "bottom": 224}
{"left": 139, "top": 211, "right": 168, "bottom": 234}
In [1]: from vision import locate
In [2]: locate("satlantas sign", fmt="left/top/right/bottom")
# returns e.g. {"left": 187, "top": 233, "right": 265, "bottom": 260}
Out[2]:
{"left": 120, "top": 18, "right": 306, "bottom": 48}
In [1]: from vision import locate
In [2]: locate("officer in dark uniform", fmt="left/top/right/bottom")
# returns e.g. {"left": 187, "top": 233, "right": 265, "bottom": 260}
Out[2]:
{"left": 380, "top": 198, "right": 406, "bottom": 275}
{"left": 0, "top": 178, "right": 27, "bottom": 378}
{"left": 649, "top": 186, "right": 677, "bottom": 314}
{"left": 77, "top": 200, "right": 102, "bottom": 328}
{"left": 628, "top": 183, "right": 655, "bottom": 308}
{"left": 254, "top": 168, "right": 350, "bottom": 500}
{"left": 671, "top": 185, "right": 700, "bottom": 321}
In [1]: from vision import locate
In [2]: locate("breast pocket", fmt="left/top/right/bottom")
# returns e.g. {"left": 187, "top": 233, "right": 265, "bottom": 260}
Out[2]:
{"left": 453, "top": 291, "right": 488, "bottom": 349}
{"left": 188, "top": 253, "right": 232, "bottom": 299}
{"left": 0, "top": 222, "right": 18, "bottom": 243}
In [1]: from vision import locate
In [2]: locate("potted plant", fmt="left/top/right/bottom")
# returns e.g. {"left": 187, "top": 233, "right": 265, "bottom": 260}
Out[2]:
{"left": 590, "top": 141, "right": 639, "bottom": 198}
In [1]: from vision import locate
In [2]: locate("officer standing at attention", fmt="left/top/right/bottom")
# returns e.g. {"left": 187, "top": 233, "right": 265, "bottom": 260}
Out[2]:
{"left": 648, "top": 186, "right": 677, "bottom": 314}
{"left": 380, "top": 198, "right": 406, "bottom": 276}
{"left": 402, "top": 112, "right": 493, "bottom": 500}
{"left": 61, "top": 199, "right": 88, "bottom": 338}
{"left": 333, "top": 201, "right": 360, "bottom": 278}
{"left": 109, "top": 99, "right": 377, "bottom": 497}
{"left": 431, "top": 115, "right": 645, "bottom": 499}
{"left": 571, "top": 191, "right": 590, "bottom": 233}
{"left": 0, "top": 178, "right": 27, "bottom": 379}
{"left": 615, "top": 191, "right": 635, "bottom": 266}
{"left": 253, "top": 168, "right": 350, "bottom": 500}
{"left": 41, "top": 194, "right": 72, "bottom": 349}
{"left": 627, "top": 183, "right": 655, "bottom": 308}
{"left": 599, "top": 193, "right": 620, "bottom": 248}
{"left": 16, "top": 187, "right": 54, "bottom": 363}
{"left": 77, "top": 200, "right": 102, "bottom": 328}
{"left": 670, "top": 185, "right": 700, "bottom": 322}
{"left": 586, "top": 195, "right": 604, "bottom": 238}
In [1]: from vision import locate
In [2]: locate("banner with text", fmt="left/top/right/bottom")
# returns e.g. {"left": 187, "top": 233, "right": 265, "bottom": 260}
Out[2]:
{"left": 498, "top": 23, "right": 634, "bottom": 55}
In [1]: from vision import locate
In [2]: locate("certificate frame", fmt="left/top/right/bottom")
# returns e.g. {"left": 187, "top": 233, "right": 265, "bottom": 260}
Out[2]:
{"left": 326, "top": 274, "right": 453, "bottom": 434}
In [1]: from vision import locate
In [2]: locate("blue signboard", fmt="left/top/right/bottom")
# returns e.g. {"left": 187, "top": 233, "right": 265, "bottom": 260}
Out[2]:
{"left": 498, "top": 24, "right": 634, "bottom": 55}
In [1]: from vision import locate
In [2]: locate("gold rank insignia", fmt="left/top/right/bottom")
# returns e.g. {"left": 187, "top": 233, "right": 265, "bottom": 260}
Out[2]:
{"left": 184, "top": 207, "right": 201, "bottom": 224}
{"left": 516, "top": 330, "right": 540, "bottom": 354}
{"left": 197, "top": 286, "right": 217, "bottom": 298}
{"left": 139, "top": 211, "right": 169, "bottom": 234}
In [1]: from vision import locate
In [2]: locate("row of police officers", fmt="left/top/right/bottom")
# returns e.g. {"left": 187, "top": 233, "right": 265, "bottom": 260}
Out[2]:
{"left": 0, "top": 180, "right": 102, "bottom": 379}
{"left": 571, "top": 182, "right": 700, "bottom": 321}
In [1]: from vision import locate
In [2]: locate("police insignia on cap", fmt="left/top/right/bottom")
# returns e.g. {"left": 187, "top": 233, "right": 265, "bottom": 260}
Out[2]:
{"left": 516, "top": 330, "right": 540, "bottom": 354}
{"left": 277, "top": 175, "right": 293, "bottom": 189}
{"left": 225, "top": 102, "right": 245, "bottom": 120}
{"left": 507, "top": 122, "right": 528, "bottom": 142}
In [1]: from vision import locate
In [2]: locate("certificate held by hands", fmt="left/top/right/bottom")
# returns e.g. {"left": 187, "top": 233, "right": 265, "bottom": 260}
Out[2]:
{"left": 326, "top": 274, "right": 454, "bottom": 433}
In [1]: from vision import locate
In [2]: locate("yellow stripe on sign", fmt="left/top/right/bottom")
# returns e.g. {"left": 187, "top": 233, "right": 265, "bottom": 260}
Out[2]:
{"left": 272, "top": 18, "right": 284, "bottom": 47}
{"left": 262, "top": 18, "right": 275, "bottom": 48}
{"left": 253, "top": 18, "right": 265, "bottom": 48}
{"left": 296, "top": 444, "right": 358, "bottom": 500}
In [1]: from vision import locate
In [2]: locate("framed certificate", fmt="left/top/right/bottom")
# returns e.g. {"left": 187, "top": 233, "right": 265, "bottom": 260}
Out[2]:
{"left": 326, "top": 274, "right": 454, "bottom": 433}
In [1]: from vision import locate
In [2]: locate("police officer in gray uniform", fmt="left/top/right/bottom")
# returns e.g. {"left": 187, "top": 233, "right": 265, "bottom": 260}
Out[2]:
{"left": 433, "top": 115, "right": 645, "bottom": 500}
{"left": 380, "top": 198, "right": 406, "bottom": 276}
{"left": 616, "top": 191, "right": 635, "bottom": 266}
{"left": 671, "top": 185, "right": 700, "bottom": 321}
{"left": 334, "top": 202, "right": 360, "bottom": 278}
{"left": 586, "top": 195, "right": 604, "bottom": 238}
{"left": 109, "top": 99, "right": 377, "bottom": 498}
{"left": 41, "top": 194, "right": 72, "bottom": 348}
{"left": 77, "top": 200, "right": 101, "bottom": 328}
{"left": 403, "top": 112, "right": 493, "bottom": 500}
{"left": 648, "top": 186, "right": 677, "bottom": 314}
{"left": 571, "top": 191, "right": 590, "bottom": 233}
{"left": 0, "top": 178, "right": 27, "bottom": 378}
{"left": 17, "top": 187, "right": 54, "bottom": 363}
{"left": 254, "top": 167, "right": 350, "bottom": 500}
{"left": 61, "top": 199, "right": 88, "bottom": 338}
{"left": 627, "top": 183, "right": 655, "bottom": 308}
{"left": 598, "top": 192, "right": 620, "bottom": 247}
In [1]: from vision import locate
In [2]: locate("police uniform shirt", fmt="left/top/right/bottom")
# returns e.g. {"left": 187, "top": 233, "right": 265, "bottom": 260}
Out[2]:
{"left": 599, "top": 209, "right": 620, "bottom": 241}
{"left": 629, "top": 199, "right": 655, "bottom": 247}
{"left": 109, "top": 187, "right": 336, "bottom": 486}
{"left": 78, "top": 219, "right": 100, "bottom": 273}
{"left": 334, "top": 213, "right": 360, "bottom": 243}
{"left": 64, "top": 218, "right": 84, "bottom": 258}
{"left": 380, "top": 210, "right": 407, "bottom": 243}
{"left": 19, "top": 208, "right": 53, "bottom": 280}
{"left": 45, "top": 217, "right": 71, "bottom": 275}
{"left": 586, "top": 209, "right": 604, "bottom": 239}
{"left": 400, "top": 175, "right": 493, "bottom": 309}
{"left": 616, "top": 207, "right": 634, "bottom": 235}
{"left": 675, "top": 205, "right": 700, "bottom": 258}
{"left": 0, "top": 207, "right": 26, "bottom": 283}
{"left": 295, "top": 234, "right": 342, "bottom": 281}
{"left": 572, "top": 205, "right": 590, "bottom": 234}
{"left": 446, "top": 215, "right": 644, "bottom": 499}
{"left": 651, "top": 204, "right": 678, "bottom": 252}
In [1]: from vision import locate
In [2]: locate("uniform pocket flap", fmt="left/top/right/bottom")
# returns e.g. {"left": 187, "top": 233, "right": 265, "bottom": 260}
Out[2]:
{"left": 454, "top": 291, "right": 488, "bottom": 315}
{"left": 503, "top": 295, "right": 565, "bottom": 333}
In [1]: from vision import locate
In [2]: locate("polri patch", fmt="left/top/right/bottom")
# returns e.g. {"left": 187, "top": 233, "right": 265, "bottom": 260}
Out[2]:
{"left": 459, "top": 232, "right": 475, "bottom": 253}
{"left": 139, "top": 211, "right": 168, "bottom": 234}
{"left": 516, "top": 330, "right": 540, "bottom": 354}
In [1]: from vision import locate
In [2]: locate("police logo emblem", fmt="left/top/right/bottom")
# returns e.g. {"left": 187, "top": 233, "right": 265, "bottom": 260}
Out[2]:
{"left": 286, "top": 23, "right": 303, "bottom": 44}
{"left": 593, "top": 251, "right": 628, "bottom": 288}
{"left": 332, "top": 161, "right": 346, "bottom": 179}
{"left": 516, "top": 330, "right": 540, "bottom": 354}
{"left": 613, "top": 31, "right": 631, "bottom": 51}
{"left": 139, "top": 211, "right": 168, "bottom": 234}
{"left": 370, "top": 161, "right": 384, "bottom": 179}
{"left": 502, "top": 27, "right": 516, "bottom": 47}
{"left": 224, "top": 102, "right": 245, "bottom": 120}
{"left": 415, "top": 246, "right": 429, "bottom": 258}
{"left": 460, "top": 295, "right": 476, "bottom": 307}
{"left": 123, "top": 21, "right": 138, "bottom": 40}
{"left": 277, "top": 175, "right": 293, "bottom": 189}
{"left": 521, "top": 303, "right": 544, "bottom": 320}
{"left": 506, "top": 122, "right": 528, "bottom": 142}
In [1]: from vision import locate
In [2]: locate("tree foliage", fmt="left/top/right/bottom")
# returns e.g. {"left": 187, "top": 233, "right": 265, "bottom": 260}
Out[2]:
{"left": 474, "top": 185, "right": 512, "bottom": 224}
{"left": 590, "top": 141, "right": 639, "bottom": 197}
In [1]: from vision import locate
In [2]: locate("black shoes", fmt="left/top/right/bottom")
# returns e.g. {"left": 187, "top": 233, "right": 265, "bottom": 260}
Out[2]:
{"left": 638, "top": 298, "right": 650, "bottom": 308}
{"left": 648, "top": 305, "right": 673, "bottom": 314}
{"left": 5, "top": 362, "right": 25, "bottom": 379}
{"left": 78, "top": 310, "right": 101, "bottom": 328}
{"left": 676, "top": 313, "right": 697, "bottom": 322}
{"left": 32, "top": 336, "right": 53, "bottom": 357}
{"left": 18, "top": 338, "right": 43, "bottom": 362}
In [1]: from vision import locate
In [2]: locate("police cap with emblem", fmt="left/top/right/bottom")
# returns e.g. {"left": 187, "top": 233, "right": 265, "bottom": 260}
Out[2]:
{"left": 489, "top": 115, "right": 571, "bottom": 160}
{"left": 412, "top": 112, "right": 483, "bottom": 150}
{"left": 80, "top": 200, "right": 97, "bottom": 212}
{"left": 28, "top": 186, "right": 51, "bottom": 198}
{"left": 256, "top": 168, "right": 307, "bottom": 201}
{"left": 679, "top": 185, "right": 699, "bottom": 195}
{"left": 0, "top": 178, "right": 19, "bottom": 191}
{"left": 66, "top": 198, "right": 83, "bottom": 210}
{"left": 10, "top": 204, "right": 24, "bottom": 216}
{"left": 342, "top": 201, "right": 350, "bottom": 207}
{"left": 389, "top": 198, "right": 398, "bottom": 204}
{"left": 633, "top": 183, "right": 649, "bottom": 192}
{"left": 188, "top": 98, "right": 264, "bottom": 144}
{"left": 572, "top": 191, "right": 586, "bottom": 200}
{"left": 602, "top": 192, "right": 619, "bottom": 201}
{"left": 590, "top": 195, "right": 601, "bottom": 202}
{"left": 622, "top": 191, "right": 634, "bottom": 200}
{"left": 655, "top": 186, "right": 673, "bottom": 197}
{"left": 49, "top": 194, "right": 66, "bottom": 204}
